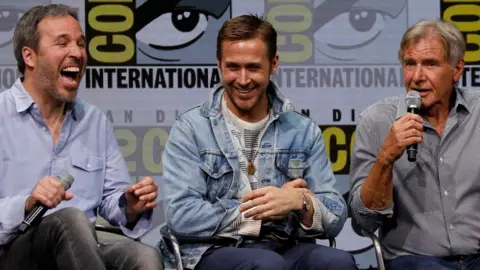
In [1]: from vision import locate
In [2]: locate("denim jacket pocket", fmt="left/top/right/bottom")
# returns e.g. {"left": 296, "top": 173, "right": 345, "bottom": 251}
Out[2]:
{"left": 70, "top": 154, "right": 104, "bottom": 200}
{"left": 275, "top": 151, "right": 310, "bottom": 181}
{"left": 199, "top": 151, "right": 233, "bottom": 200}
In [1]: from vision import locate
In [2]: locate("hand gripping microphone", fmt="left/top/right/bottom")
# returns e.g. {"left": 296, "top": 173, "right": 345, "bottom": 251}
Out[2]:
{"left": 405, "top": 90, "right": 422, "bottom": 162}
{"left": 19, "top": 172, "right": 74, "bottom": 233}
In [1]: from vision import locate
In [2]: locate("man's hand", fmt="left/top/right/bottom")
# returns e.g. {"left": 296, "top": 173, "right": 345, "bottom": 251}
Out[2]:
{"left": 25, "top": 176, "right": 74, "bottom": 212}
{"left": 282, "top": 179, "right": 313, "bottom": 196}
{"left": 125, "top": 177, "right": 158, "bottom": 223}
{"left": 380, "top": 113, "right": 423, "bottom": 164}
{"left": 239, "top": 185, "right": 306, "bottom": 221}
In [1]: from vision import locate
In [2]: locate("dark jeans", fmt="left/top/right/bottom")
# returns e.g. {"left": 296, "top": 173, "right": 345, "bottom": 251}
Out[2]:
{"left": 387, "top": 254, "right": 480, "bottom": 270}
{"left": 0, "top": 207, "right": 163, "bottom": 270}
{"left": 195, "top": 239, "right": 358, "bottom": 270}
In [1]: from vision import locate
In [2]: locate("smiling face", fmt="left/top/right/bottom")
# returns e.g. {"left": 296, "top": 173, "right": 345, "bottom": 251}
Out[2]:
{"left": 218, "top": 37, "right": 278, "bottom": 122}
{"left": 402, "top": 37, "right": 463, "bottom": 110}
{"left": 23, "top": 15, "right": 86, "bottom": 102}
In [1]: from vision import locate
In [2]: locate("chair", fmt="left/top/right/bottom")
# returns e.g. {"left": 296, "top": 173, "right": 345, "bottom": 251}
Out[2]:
{"left": 94, "top": 223, "right": 124, "bottom": 235}
{"left": 354, "top": 226, "right": 386, "bottom": 270}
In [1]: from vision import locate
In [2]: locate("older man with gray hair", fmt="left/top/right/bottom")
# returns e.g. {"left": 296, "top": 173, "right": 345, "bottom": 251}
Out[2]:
{"left": 349, "top": 19, "right": 480, "bottom": 269}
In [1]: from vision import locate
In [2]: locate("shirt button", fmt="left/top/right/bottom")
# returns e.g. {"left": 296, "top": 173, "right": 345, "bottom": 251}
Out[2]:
{"left": 87, "top": 164, "right": 91, "bottom": 169}
{"left": 444, "top": 190, "right": 448, "bottom": 196}
{"left": 449, "top": 224, "right": 454, "bottom": 230}
{"left": 439, "top": 157, "right": 444, "bottom": 162}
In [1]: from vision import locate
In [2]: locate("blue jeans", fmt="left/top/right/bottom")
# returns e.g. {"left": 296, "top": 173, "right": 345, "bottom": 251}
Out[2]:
{"left": 0, "top": 207, "right": 163, "bottom": 270}
{"left": 195, "top": 240, "right": 358, "bottom": 270}
{"left": 387, "top": 254, "right": 480, "bottom": 270}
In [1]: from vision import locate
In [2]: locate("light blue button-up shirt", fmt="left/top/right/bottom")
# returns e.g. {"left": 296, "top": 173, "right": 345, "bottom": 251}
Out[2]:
{"left": 0, "top": 78, "right": 152, "bottom": 246}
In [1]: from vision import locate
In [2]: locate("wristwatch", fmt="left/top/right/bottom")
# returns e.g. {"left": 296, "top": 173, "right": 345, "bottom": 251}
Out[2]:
{"left": 295, "top": 191, "right": 310, "bottom": 215}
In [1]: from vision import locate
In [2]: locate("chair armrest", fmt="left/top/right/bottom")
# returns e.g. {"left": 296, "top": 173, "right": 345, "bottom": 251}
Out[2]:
{"left": 95, "top": 224, "right": 124, "bottom": 235}
{"left": 360, "top": 229, "right": 385, "bottom": 270}
{"left": 295, "top": 231, "right": 336, "bottom": 248}
{"left": 159, "top": 226, "right": 185, "bottom": 270}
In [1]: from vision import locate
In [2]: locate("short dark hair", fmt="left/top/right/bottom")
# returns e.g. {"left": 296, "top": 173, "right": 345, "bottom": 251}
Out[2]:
{"left": 216, "top": 13, "right": 277, "bottom": 61}
{"left": 13, "top": 4, "right": 78, "bottom": 74}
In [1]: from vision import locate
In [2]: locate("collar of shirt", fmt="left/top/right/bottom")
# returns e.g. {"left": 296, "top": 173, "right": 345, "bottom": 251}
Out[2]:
{"left": 10, "top": 77, "right": 83, "bottom": 121}
{"left": 395, "top": 86, "right": 470, "bottom": 121}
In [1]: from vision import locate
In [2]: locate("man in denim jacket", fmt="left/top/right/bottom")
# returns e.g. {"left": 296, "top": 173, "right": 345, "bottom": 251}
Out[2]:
{"left": 158, "top": 14, "right": 357, "bottom": 270}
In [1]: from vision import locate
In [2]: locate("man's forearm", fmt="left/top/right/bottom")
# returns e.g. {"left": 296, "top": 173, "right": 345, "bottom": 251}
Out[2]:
{"left": 360, "top": 150, "right": 395, "bottom": 210}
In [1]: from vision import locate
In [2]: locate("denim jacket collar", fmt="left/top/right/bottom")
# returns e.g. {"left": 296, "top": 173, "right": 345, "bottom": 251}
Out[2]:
{"left": 200, "top": 80, "right": 296, "bottom": 119}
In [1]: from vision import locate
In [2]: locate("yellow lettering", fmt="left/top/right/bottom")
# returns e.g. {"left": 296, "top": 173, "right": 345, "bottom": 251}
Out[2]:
{"left": 143, "top": 128, "right": 169, "bottom": 174}
{"left": 89, "top": 35, "right": 134, "bottom": 63}
{"left": 88, "top": 5, "right": 134, "bottom": 33}
{"left": 115, "top": 129, "right": 136, "bottom": 173}
{"left": 322, "top": 127, "right": 347, "bottom": 172}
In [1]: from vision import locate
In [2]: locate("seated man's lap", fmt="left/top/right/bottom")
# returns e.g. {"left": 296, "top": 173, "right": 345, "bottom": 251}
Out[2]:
{"left": 100, "top": 240, "right": 164, "bottom": 270}
{"left": 0, "top": 208, "right": 163, "bottom": 270}
{"left": 387, "top": 255, "right": 456, "bottom": 270}
{"left": 387, "top": 254, "right": 480, "bottom": 270}
{"left": 195, "top": 241, "right": 357, "bottom": 270}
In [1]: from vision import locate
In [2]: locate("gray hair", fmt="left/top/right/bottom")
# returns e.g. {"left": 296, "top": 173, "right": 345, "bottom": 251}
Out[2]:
{"left": 13, "top": 4, "right": 78, "bottom": 75}
{"left": 398, "top": 19, "right": 466, "bottom": 67}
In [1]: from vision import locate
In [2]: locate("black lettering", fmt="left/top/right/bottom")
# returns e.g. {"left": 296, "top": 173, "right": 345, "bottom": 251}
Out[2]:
{"left": 104, "top": 68, "right": 115, "bottom": 88}
{"left": 154, "top": 69, "right": 166, "bottom": 88}
{"left": 117, "top": 68, "right": 128, "bottom": 88}
{"left": 184, "top": 68, "right": 196, "bottom": 88}
{"left": 142, "top": 68, "right": 153, "bottom": 88}
{"left": 333, "top": 109, "right": 342, "bottom": 122}
{"left": 307, "top": 68, "right": 318, "bottom": 88}
{"left": 197, "top": 68, "right": 208, "bottom": 88}
{"left": 211, "top": 68, "right": 221, "bottom": 88}
{"left": 129, "top": 68, "right": 140, "bottom": 88}
{"left": 124, "top": 110, "right": 133, "bottom": 123}
{"left": 295, "top": 68, "right": 306, "bottom": 88}
{"left": 165, "top": 68, "right": 176, "bottom": 88}
{"left": 284, "top": 68, "right": 294, "bottom": 88}
{"left": 472, "top": 67, "right": 480, "bottom": 87}
{"left": 156, "top": 110, "right": 165, "bottom": 123}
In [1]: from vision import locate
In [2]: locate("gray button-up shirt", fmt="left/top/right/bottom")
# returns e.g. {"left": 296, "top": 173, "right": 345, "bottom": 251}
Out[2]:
{"left": 349, "top": 87, "right": 480, "bottom": 260}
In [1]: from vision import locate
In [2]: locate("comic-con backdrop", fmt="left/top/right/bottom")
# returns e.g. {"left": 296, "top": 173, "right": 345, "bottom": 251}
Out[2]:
{"left": 1, "top": 0, "right": 479, "bottom": 268}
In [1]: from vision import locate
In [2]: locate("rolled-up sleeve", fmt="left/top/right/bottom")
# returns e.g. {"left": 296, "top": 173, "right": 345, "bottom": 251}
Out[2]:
{"left": 0, "top": 195, "right": 30, "bottom": 245}
{"left": 349, "top": 114, "right": 393, "bottom": 234}
{"left": 302, "top": 124, "right": 348, "bottom": 238}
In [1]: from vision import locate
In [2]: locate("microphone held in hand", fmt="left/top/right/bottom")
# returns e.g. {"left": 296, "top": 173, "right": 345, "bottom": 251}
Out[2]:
{"left": 405, "top": 90, "right": 422, "bottom": 162}
{"left": 19, "top": 172, "right": 74, "bottom": 233}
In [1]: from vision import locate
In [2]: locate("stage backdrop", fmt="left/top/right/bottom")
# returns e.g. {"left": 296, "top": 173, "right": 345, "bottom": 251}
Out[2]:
{"left": 1, "top": 0, "right": 479, "bottom": 269}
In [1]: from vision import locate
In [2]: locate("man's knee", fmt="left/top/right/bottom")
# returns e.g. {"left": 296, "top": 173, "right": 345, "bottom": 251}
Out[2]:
{"left": 46, "top": 207, "right": 92, "bottom": 227}
{"left": 41, "top": 207, "right": 96, "bottom": 238}
{"left": 106, "top": 241, "right": 163, "bottom": 270}
{"left": 307, "top": 247, "right": 357, "bottom": 270}
{"left": 246, "top": 251, "right": 285, "bottom": 270}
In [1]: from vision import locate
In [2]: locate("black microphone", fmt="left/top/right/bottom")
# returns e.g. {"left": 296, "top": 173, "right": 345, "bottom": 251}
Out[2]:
{"left": 19, "top": 172, "right": 74, "bottom": 233}
{"left": 405, "top": 90, "right": 422, "bottom": 162}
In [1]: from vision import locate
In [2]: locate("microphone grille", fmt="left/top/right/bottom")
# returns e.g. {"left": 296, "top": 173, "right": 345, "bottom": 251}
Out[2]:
{"left": 58, "top": 171, "right": 75, "bottom": 190}
{"left": 405, "top": 90, "right": 421, "bottom": 108}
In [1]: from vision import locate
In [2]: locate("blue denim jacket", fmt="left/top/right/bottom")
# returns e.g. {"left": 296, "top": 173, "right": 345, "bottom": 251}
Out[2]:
{"left": 157, "top": 82, "right": 347, "bottom": 269}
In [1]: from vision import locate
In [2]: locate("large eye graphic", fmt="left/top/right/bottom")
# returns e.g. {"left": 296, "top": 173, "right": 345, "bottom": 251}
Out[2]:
{"left": 136, "top": 10, "right": 208, "bottom": 50}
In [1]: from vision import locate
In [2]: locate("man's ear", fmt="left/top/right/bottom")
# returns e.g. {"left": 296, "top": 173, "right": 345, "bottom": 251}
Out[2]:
{"left": 270, "top": 54, "right": 279, "bottom": 75}
{"left": 22, "top": 46, "right": 36, "bottom": 70}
